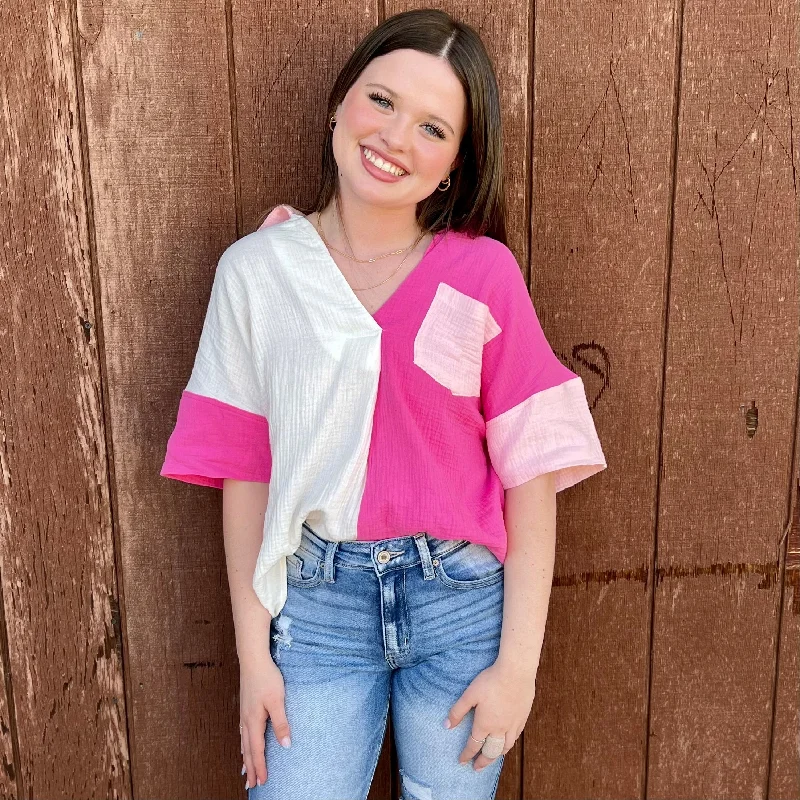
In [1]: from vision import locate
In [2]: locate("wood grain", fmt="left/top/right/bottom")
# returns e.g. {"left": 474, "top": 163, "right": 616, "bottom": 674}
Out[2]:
{"left": 648, "top": 0, "right": 800, "bottom": 797}
{"left": 77, "top": 0, "right": 240, "bottom": 796}
{"left": 523, "top": 1, "right": 679, "bottom": 796}
{"left": 1, "top": 2, "right": 130, "bottom": 798}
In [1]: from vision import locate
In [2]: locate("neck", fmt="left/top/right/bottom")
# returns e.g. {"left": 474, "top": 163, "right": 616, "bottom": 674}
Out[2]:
{"left": 322, "top": 189, "right": 423, "bottom": 260}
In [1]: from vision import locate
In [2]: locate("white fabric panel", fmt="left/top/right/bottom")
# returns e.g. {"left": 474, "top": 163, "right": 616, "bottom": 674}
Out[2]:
{"left": 485, "top": 376, "right": 607, "bottom": 491}
{"left": 199, "top": 206, "right": 381, "bottom": 618}
{"left": 413, "top": 282, "right": 501, "bottom": 396}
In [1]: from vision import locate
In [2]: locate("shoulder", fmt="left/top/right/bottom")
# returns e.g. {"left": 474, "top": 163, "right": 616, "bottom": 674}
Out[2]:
{"left": 216, "top": 204, "right": 307, "bottom": 282}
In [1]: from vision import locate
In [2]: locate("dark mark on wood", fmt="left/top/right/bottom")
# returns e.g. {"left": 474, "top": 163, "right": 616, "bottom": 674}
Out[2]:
{"left": 555, "top": 561, "right": 781, "bottom": 590}
{"left": 183, "top": 661, "right": 220, "bottom": 670}
{"left": 739, "top": 400, "right": 758, "bottom": 437}
{"left": 79, "top": 315, "right": 93, "bottom": 343}
{"left": 555, "top": 341, "right": 611, "bottom": 408}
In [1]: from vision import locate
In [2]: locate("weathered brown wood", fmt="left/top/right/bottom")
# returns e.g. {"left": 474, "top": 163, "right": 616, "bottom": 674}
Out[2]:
{"left": 648, "top": 0, "right": 800, "bottom": 797}
{"left": 3, "top": 2, "right": 795, "bottom": 798}
{"left": 521, "top": 2, "right": 678, "bottom": 796}
{"left": 77, "top": 0, "right": 240, "bottom": 796}
{"left": 0, "top": 2, "right": 130, "bottom": 798}
{"left": 769, "top": 478, "right": 800, "bottom": 799}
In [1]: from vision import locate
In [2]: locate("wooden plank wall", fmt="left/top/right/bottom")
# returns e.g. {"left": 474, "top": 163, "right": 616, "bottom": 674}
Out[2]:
{"left": 1, "top": 1, "right": 798, "bottom": 799}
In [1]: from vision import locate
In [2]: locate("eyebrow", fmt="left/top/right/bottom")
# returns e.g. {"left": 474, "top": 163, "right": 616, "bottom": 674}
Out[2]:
{"left": 365, "top": 83, "right": 456, "bottom": 135}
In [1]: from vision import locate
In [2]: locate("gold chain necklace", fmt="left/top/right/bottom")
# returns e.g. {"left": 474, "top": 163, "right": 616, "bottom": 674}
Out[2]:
{"left": 314, "top": 201, "right": 427, "bottom": 292}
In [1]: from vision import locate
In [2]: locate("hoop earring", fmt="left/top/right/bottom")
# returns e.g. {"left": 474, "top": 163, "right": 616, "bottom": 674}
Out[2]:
{"left": 329, "top": 115, "right": 336, "bottom": 132}
{"left": 437, "top": 175, "right": 451, "bottom": 191}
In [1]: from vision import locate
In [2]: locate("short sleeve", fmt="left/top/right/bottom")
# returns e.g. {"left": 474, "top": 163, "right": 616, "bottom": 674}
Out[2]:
{"left": 160, "top": 250, "right": 271, "bottom": 489}
{"left": 481, "top": 248, "right": 606, "bottom": 491}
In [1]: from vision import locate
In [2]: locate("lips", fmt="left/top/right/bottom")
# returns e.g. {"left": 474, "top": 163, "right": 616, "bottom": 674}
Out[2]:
{"left": 360, "top": 144, "right": 410, "bottom": 174}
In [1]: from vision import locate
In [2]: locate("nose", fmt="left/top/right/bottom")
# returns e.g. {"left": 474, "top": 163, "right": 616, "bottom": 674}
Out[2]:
{"left": 379, "top": 114, "right": 412, "bottom": 153}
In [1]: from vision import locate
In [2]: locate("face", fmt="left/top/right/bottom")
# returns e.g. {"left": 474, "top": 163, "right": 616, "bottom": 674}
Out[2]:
{"left": 331, "top": 49, "right": 468, "bottom": 210}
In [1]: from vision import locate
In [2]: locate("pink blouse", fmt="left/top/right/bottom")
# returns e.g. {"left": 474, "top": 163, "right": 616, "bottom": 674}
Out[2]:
{"left": 161, "top": 204, "right": 606, "bottom": 616}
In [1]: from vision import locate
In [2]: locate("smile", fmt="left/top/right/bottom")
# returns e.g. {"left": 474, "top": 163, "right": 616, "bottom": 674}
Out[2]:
{"left": 361, "top": 146, "right": 407, "bottom": 176}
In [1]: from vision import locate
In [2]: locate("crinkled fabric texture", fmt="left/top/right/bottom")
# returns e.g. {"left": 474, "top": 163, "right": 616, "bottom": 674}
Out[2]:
{"left": 161, "top": 204, "right": 607, "bottom": 617}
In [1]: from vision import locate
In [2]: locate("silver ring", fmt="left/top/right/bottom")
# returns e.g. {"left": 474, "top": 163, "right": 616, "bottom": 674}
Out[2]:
{"left": 469, "top": 733, "right": 486, "bottom": 745}
{"left": 480, "top": 734, "right": 505, "bottom": 760}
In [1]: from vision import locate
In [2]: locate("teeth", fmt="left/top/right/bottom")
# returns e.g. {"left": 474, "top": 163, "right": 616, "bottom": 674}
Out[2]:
{"left": 363, "top": 147, "right": 406, "bottom": 176}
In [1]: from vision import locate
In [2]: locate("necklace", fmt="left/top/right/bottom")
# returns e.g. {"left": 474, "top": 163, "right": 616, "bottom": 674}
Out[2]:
{"left": 314, "top": 201, "right": 428, "bottom": 292}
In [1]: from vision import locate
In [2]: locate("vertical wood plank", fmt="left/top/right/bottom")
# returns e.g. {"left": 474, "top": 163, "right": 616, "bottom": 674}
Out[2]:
{"left": 524, "top": 1, "right": 679, "bottom": 796}
{"left": 649, "top": 0, "right": 800, "bottom": 796}
{"left": 769, "top": 479, "right": 800, "bottom": 799}
{"left": 77, "top": 1, "right": 240, "bottom": 796}
{"left": 0, "top": 1, "right": 130, "bottom": 798}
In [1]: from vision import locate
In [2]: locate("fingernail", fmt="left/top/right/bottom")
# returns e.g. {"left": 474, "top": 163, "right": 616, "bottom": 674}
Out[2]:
{"left": 244, "top": 780, "right": 249, "bottom": 791}
{"left": 280, "top": 736, "right": 292, "bottom": 748}
{"left": 443, "top": 718, "right": 451, "bottom": 729}
{"left": 241, "top": 765, "right": 246, "bottom": 775}
{"left": 475, "top": 766, "right": 485, "bottom": 772}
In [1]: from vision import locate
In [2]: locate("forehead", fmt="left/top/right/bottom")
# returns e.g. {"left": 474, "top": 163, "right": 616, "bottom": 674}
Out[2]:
{"left": 356, "top": 49, "right": 466, "bottom": 117}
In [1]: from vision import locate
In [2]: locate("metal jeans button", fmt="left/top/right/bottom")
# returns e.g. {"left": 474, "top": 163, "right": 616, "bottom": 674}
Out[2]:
{"left": 377, "top": 550, "right": 391, "bottom": 564}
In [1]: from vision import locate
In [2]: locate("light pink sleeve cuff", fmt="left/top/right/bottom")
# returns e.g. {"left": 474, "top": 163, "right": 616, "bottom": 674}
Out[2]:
{"left": 160, "top": 391, "right": 272, "bottom": 489}
{"left": 485, "top": 376, "right": 606, "bottom": 491}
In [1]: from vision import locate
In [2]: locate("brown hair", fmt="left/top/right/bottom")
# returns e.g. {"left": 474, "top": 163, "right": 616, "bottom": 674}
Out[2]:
{"left": 257, "top": 8, "right": 507, "bottom": 244}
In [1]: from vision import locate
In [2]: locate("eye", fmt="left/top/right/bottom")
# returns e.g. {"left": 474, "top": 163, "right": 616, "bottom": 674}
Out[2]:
{"left": 424, "top": 122, "right": 447, "bottom": 139}
{"left": 369, "top": 91, "right": 393, "bottom": 109}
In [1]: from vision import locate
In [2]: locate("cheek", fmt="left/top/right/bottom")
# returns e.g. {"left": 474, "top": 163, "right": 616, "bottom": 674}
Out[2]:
{"left": 341, "top": 99, "right": 379, "bottom": 134}
{"left": 415, "top": 145, "right": 455, "bottom": 178}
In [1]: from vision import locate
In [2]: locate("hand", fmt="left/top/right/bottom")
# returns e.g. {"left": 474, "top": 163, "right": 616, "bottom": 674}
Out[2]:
{"left": 444, "top": 660, "right": 536, "bottom": 772}
{"left": 239, "top": 653, "right": 292, "bottom": 790}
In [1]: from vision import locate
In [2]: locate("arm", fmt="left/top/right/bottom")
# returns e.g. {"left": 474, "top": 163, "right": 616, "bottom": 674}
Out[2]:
{"left": 222, "top": 478, "right": 273, "bottom": 661}
{"left": 222, "top": 478, "right": 291, "bottom": 791}
{"left": 445, "top": 470, "right": 557, "bottom": 771}
{"left": 496, "top": 470, "right": 557, "bottom": 683}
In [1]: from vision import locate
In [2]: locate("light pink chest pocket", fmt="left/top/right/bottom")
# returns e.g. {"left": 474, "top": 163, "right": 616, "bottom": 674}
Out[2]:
{"left": 413, "top": 282, "right": 502, "bottom": 397}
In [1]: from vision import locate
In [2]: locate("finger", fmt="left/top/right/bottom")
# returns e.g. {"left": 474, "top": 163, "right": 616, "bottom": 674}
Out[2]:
{"left": 248, "top": 719, "right": 268, "bottom": 788}
{"left": 241, "top": 724, "right": 254, "bottom": 791}
{"left": 446, "top": 686, "right": 477, "bottom": 731}
{"left": 269, "top": 696, "right": 292, "bottom": 749}
{"left": 458, "top": 728, "right": 488, "bottom": 765}
{"left": 472, "top": 734, "right": 508, "bottom": 773}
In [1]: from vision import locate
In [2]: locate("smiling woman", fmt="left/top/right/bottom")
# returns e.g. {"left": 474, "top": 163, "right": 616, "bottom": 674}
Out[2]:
{"left": 161, "top": 8, "right": 606, "bottom": 800}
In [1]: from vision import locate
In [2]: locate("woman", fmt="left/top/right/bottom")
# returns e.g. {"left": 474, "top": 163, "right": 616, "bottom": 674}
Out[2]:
{"left": 161, "top": 8, "right": 606, "bottom": 799}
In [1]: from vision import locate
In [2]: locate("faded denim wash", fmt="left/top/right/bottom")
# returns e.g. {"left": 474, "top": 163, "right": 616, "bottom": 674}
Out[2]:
{"left": 248, "top": 521, "right": 506, "bottom": 800}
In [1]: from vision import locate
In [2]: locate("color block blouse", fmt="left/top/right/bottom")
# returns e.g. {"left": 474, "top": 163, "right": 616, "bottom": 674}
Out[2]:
{"left": 161, "top": 204, "right": 606, "bottom": 617}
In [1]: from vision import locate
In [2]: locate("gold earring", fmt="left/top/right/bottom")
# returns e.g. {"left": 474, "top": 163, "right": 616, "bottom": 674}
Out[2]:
{"left": 437, "top": 175, "right": 451, "bottom": 191}
{"left": 329, "top": 115, "right": 336, "bottom": 132}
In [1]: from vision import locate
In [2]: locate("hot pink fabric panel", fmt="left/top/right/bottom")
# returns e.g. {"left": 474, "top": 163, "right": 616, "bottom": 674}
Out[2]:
{"left": 357, "top": 233, "right": 605, "bottom": 563}
{"left": 161, "top": 390, "right": 272, "bottom": 489}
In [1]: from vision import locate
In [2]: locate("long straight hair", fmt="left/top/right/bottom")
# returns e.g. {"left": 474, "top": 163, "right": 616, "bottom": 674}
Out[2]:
{"left": 257, "top": 9, "right": 507, "bottom": 245}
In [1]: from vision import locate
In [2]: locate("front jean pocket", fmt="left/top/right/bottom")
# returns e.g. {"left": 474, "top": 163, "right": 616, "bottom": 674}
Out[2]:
{"left": 434, "top": 542, "right": 504, "bottom": 589}
{"left": 286, "top": 546, "right": 324, "bottom": 588}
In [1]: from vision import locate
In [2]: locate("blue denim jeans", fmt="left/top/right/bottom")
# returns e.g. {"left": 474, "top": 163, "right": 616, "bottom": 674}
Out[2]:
{"left": 248, "top": 522, "right": 506, "bottom": 800}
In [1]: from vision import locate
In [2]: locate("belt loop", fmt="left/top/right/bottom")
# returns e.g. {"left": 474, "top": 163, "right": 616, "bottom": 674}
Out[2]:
{"left": 413, "top": 533, "right": 435, "bottom": 581}
{"left": 323, "top": 541, "right": 338, "bottom": 583}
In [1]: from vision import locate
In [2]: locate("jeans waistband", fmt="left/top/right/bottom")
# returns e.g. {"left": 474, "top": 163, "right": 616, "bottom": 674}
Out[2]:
{"left": 298, "top": 521, "right": 471, "bottom": 581}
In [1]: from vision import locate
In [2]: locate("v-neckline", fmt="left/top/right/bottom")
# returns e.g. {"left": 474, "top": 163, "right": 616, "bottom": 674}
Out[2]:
{"left": 289, "top": 208, "right": 443, "bottom": 330}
